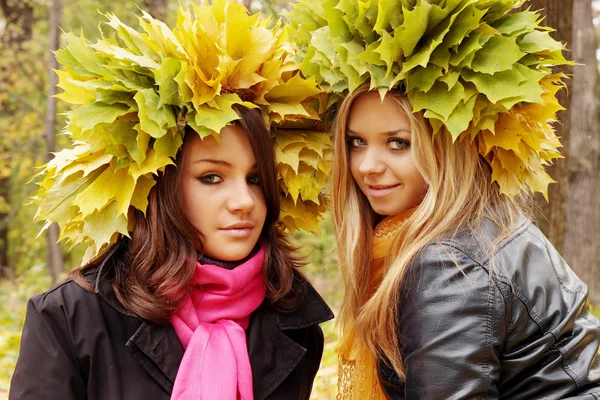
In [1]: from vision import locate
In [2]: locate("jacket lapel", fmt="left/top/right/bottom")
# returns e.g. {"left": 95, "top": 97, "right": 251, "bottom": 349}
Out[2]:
{"left": 92, "top": 264, "right": 184, "bottom": 395}
{"left": 248, "top": 283, "right": 334, "bottom": 400}
{"left": 126, "top": 321, "right": 184, "bottom": 394}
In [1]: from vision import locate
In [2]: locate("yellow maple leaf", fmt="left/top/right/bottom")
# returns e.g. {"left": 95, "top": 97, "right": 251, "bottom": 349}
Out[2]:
{"left": 495, "top": 148, "right": 524, "bottom": 173}
{"left": 129, "top": 148, "right": 174, "bottom": 180}
{"left": 490, "top": 157, "right": 521, "bottom": 201}
{"left": 483, "top": 114, "right": 523, "bottom": 153}
{"left": 277, "top": 140, "right": 305, "bottom": 172}
{"left": 58, "top": 151, "right": 113, "bottom": 183}
{"left": 130, "top": 174, "right": 157, "bottom": 213}
{"left": 299, "top": 148, "right": 321, "bottom": 170}
{"left": 284, "top": 164, "right": 324, "bottom": 205}
{"left": 55, "top": 70, "right": 95, "bottom": 104}
{"left": 73, "top": 164, "right": 136, "bottom": 217}
{"left": 80, "top": 202, "right": 128, "bottom": 263}
{"left": 280, "top": 196, "right": 322, "bottom": 233}
{"left": 526, "top": 168, "right": 556, "bottom": 201}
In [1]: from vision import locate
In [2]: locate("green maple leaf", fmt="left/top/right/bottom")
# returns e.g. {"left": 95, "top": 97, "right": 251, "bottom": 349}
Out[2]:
{"left": 445, "top": 94, "right": 478, "bottom": 139}
{"left": 154, "top": 128, "right": 184, "bottom": 159}
{"left": 395, "top": 2, "right": 431, "bottom": 59}
{"left": 57, "top": 32, "right": 106, "bottom": 76}
{"left": 410, "top": 80, "right": 465, "bottom": 121}
{"left": 406, "top": 64, "right": 444, "bottom": 92}
{"left": 188, "top": 93, "right": 256, "bottom": 138}
{"left": 518, "top": 31, "right": 565, "bottom": 54}
{"left": 68, "top": 102, "right": 130, "bottom": 138}
{"left": 494, "top": 11, "right": 540, "bottom": 35}
{"left": 155, "top": 58, "right": 183, "bottom": 107}
{"left": 134, "top": 88, "right": 177, "bottom": 138}
{"left": 449, "top": 32, "right": 484, "bottom": 67}
{"left": 471, "top": 36, "right": 525, "bottom": 74}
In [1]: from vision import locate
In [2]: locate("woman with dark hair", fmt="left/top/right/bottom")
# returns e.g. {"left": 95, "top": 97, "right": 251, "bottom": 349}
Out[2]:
{"left": 10, "top": 3, "right": 332, "bottom": 399}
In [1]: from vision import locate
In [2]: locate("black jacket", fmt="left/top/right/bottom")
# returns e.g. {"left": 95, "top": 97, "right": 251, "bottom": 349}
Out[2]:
{"left": 380, "top": 216, "right": 600, "bottom": 400}
{"left": 10, "top": 262, "right": 333, "bottom": 400}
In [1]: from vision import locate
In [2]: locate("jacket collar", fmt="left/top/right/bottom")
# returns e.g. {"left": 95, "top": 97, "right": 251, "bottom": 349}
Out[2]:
{"left": 90, "top": 258, "right": 334, "bottom": 327}
{"left": 249, "top": 282, "right": 334, "bottom": 399}
{"left": 87, "top": 264, "right": 333, "bottom": 396}
{"left": 264, "top": 282, "right": 333, "bottom": 330}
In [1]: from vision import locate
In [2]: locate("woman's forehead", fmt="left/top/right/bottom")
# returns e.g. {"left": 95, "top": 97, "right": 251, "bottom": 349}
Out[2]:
{"left": 347, "top": 93, "right": 411, "bottom": 135}
{"left": 183, "top": 125, "right": 257, "bottom": 168}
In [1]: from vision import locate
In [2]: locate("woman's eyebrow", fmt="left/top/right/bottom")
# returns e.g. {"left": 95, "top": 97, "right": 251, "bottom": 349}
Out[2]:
{"left": 193, "top": 159, "right": 232, "bottom": 167}
{"left": 192, "top": 159, "right": 259, "bottom": 169}
{"left": 347, "top": 128, "right": 410, "bottom": 136}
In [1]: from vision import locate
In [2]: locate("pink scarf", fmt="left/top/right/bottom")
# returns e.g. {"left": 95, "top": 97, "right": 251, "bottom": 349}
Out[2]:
{"left": 170, "top": 246, "right": 266, "bottom": 400}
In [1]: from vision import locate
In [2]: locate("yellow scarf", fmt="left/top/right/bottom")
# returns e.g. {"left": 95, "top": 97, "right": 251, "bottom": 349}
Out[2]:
{"left": 336, "top": 210, "right": 414, "bottom": 400}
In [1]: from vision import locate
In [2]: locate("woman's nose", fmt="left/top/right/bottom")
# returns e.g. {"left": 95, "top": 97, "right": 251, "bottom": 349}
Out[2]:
{"left": 358, "top": 147, "right": 385, "bottom": 176}
{"left": 227, "top": 182, "right": 256, "bottom": 213}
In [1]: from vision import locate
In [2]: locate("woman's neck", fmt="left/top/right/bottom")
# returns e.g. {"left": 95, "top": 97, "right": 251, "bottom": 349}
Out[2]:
{"left": 199, "top": 244, "right": 261, "bottom": 270}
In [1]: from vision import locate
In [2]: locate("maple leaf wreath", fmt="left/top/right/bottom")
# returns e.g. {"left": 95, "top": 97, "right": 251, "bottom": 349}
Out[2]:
{"left": 286, "top": 0, "right": 571, "bottom": 201}
{"left": 32, "top": 0, "right": 330, "bottom": 263}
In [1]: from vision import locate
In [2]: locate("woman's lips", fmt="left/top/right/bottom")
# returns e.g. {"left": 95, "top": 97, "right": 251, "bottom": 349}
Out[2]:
{"left": 366, "top": 184, "right": 400, "bottom": 198}
{"left": 220, "top": 228, "right": 253, "bottom": 237}
{"left": 220, "top": 222, "right": 255, "bottom": 237}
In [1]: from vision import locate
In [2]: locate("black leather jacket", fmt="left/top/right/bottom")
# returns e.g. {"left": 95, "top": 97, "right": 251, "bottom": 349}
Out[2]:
{"left": 380, "top": 216, "right": 600, "bottom": 399}
{"left": 10, "top": 262, "right": 333, "bottom": 400}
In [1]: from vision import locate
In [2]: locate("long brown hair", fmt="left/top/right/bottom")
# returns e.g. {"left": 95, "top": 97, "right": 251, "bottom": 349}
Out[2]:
{"left": 332, "top": 83, "right": 522, "bottom": 379}
{"left": 71, "top": 105, "right": 304, "bottom": 323}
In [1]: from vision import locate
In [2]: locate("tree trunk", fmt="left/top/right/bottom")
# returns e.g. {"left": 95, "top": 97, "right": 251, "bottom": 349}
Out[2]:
{"left": 563, "top": 0, "right": 600, "bottom": 304}
{"left": 144, "top": 0, "right": 168, "bottom": 21}
{"left": 522, "top": 0, "right": 573, "bottom": 253}
{"left": 44, "top": 0, "right": 64, "bottom": 284}
{"left": 0, "top": 0, "right": 34, "bottom": 279}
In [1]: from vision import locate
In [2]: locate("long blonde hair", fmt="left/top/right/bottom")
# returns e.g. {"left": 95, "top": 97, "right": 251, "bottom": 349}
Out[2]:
{"left": 331, "top": 83, "right": 522, "bottom": 379}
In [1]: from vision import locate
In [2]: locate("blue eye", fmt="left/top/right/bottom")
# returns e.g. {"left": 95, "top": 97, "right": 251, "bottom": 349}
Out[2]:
{"left": 346, "top": 136, "right": 366, "bottom": 148}
{"left": 199, "top": 174, "right": 223, "bottom": 184}
{"left": 388, "top": 138, "right": 410, "bottom": 150}
{"left": 247, "top": 174, "right": 261, "bottom": 185}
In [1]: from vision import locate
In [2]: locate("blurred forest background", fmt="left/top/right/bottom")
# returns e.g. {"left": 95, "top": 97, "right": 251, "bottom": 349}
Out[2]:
{"left": 0, "top": 0, "right": 599, "bottom": 398}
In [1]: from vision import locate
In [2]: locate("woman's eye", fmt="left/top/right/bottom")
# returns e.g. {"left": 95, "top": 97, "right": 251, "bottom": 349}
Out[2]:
{"left": 247, "top": 174, "right": 261, "bottom": 185}
{"left": 388, "top": 138, "right": 410, "bottom": 150}
{"left": 346, "top": 136, "right": 366, "bottom": 148}
{"left": 199, "top": 174, "right": 223, "bottom": 184}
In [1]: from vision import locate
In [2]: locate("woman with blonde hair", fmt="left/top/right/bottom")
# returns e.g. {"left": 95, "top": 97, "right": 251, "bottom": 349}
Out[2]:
{"left": 288, "top": 0, "right": 600, "bottom": 398}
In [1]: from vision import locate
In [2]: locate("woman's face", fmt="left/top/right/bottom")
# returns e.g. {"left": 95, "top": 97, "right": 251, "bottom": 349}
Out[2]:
{"left": 347, "top": 92, "right": 428, "bottom": 216}
{"left": 181, "top": 125, "right": 267, "bottom": 261}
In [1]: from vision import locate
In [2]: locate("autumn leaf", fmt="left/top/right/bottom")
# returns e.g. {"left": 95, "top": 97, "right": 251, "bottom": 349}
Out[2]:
{"left": 35, "top": 1, "right": 326, "bottom": 262}
{"left": 471, "top": 36, "right": 525, "bottom": 74}
{"left": 288, "top": 0, "right": 570, "bottom": 200}
{"left": 281, "top": 196, "right": 322, "bottom": 233}
{"left": 274, "top": 129, "right": 331, "bottom": 232}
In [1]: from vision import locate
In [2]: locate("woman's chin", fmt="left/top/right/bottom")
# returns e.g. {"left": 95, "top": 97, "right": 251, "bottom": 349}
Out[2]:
{"left": 203, "top": 243, "right": 255, "bottom": 262}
